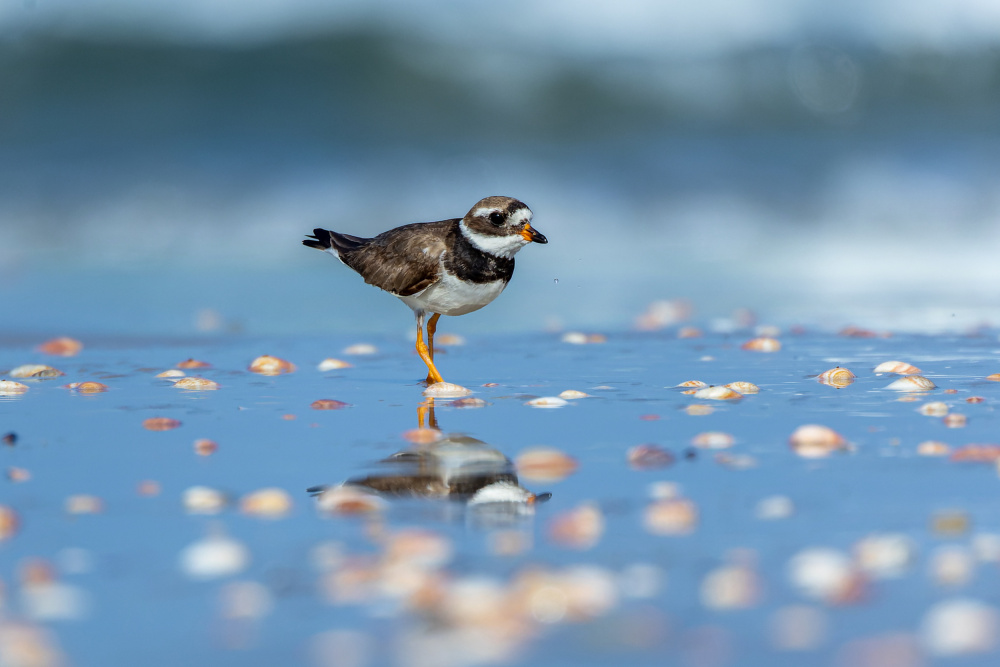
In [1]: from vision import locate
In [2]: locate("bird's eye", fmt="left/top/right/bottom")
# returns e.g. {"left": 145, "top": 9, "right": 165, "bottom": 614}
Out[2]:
{"left": 488, "top": 211, "right": 504, "bottom": 226}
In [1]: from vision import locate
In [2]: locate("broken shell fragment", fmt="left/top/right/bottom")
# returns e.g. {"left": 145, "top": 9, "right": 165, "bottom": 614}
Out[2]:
{"left": 65, "top": 495, "right": 104, "bottom": 514}
{"left": 156, "top": 369, "right": 185, "bottom": 378}
{"left": 987, "top": 374, "right": 1000, "bottom": 382}
{"left": 310, "top": 399, "right": 351, "bottom": 410}
{"left": 685, "top": 404, "right": 714, "bottom": 416}
{"left": 0, "top": 380, "right": 29, "bottom": 395}
{"left": 179, "top": 531, "right": 250, "bottom": 580}
{"left": 676, "top": 380, "right": 708, "bottom": 388}
{"left": 194, "top": 439, "right": 218, "bottom": 456}
{"left": 516, "top": 447, "right": 578, "bottom": 482}
{"left": 741, "top": 337, "right": 781, "bottom": 352}
{"left": 143, "top": 417, "right": 181, "bottom": 431}
{"left": 36, "top": 337, "right": 83, "bottom": 356}
{"left": 886, "top": 376, "right": 936, "bottom": 392}
{"left": 9, "top": 365, "right": 63, "bottom": 378}
{"left": 7, "top": 467, "right": 30, "bottom": 482}
{"left": 176, "top": 358, "right": 211, "bottom": 369}
{"left": 64, "top": 382, "right": 108, "bottom": 393}
{"left": 450, "top": 397, "right": 487, "bottom": 408}
{"left": 949, "top": 445, "right": 1000, "bottom": 463}
{"left": 248, "top": 355, "right": 296, "bottom": 375}
{"left": 967, "top": 396, "right": 986, "bottom": 404}
{"left": 240, "top": 488, "right": 293, "bottom": 519}
{"left": 172, "top": 377, "right": 219, "bottom": 391}
{"left": 558, "top": 390, "right": 589, "bottom": 399}
{"left": 943, "top": 414, "right": 967, "bottom": 428}
{"left": 644, "top": 497, "right": 699, "bottom": 536}
{"left": 627, "top": 444, "right": 675, "bottom": 470}
{"left": 423, "top": 382, "right": 471, "bottom": 398}
{"left": 725, "top": 381, "right": 759, "bottom": 394}
{"left": 874, "top": 361, "right": 922, "bottom": 375}
{"left": 917, "top": 441, "right": 950, "bottom": 456}
{"left": 183, "top": 486, "right": 228, "bottom": 514}
{"left": 919, "top": 402, "right": 949, "bottom": 417}
{"left": 0, "top": 505, "right": 20, "bottom": 540}
{"left": 692, "top": 386, "right": 743, "bottom": 400}
{"left": 317, "top": 358, "right": 352, "bottom": 371}
{"left": 789, "top": 424, "right": 846, "bottom": 458}
{"left": 692, "top": 432, "right": 735, "bottom": 449}
{"left": 817, "top": 367, "right": 856, "bottom": 388}
{"left": 525, "top": 396, "right": 569, "bottom": 408}
{"left": 343, "top": 343, "right": 377, "bottom": 355}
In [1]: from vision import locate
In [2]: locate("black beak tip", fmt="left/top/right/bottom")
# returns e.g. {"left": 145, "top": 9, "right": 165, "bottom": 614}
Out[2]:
{"left": 534, "top": 232, "right": 548, "bottom": 244}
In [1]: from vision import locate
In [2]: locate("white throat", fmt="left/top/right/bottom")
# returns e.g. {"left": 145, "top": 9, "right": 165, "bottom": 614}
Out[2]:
{"left": 460, "top": 221, "right": 529, "bottom": 259}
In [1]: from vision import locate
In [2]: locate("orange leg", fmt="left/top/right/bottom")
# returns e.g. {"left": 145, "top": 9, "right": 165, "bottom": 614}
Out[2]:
{"left": 417, "top": 399, "right": 439, "bottom": 431}
{"left": 424, "top": 313, "right": 441, "bottom": 384}
{"left": 416, "top": 313, "right": 444, "bottom": 385}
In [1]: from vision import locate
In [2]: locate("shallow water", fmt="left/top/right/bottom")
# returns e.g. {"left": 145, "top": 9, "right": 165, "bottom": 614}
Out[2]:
{"left": 3, "top": 328, "right": 1000, "bottom": 666}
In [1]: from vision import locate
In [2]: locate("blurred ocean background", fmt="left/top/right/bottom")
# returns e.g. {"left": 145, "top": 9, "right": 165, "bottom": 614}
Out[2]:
{"left": 3, "top": 0, "right": 1000, "bottom": 335}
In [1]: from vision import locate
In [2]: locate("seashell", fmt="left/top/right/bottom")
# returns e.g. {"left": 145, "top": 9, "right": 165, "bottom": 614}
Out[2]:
{"left": 136, "top": 480, "right": 160, "bottom": 496}
{"left": 423, "top": 382, "right": 471, "bottom": 398}
{"left": 627, "top": 444, "right": 675, "bottom": 470}
{"left": 525, "top": 396, "right": 569, "bottom": 408}
{"left": 248, "top": 355, "right": 296, "bottom": 375}
{"left": 817, "top": 367, "right": 856, "bottom": 388}
{"left": 179, "top": 531, "right": 250, "bottom": 580}
{"left": 677, "top": 326, "right": 703, "bottom": 338}
{"left": 316, "top": 485, "right": 386, "bottom": 516}
{"left": 482, "top": 382, "right": 500, "bottom": 387}
{"left": 917, "top": 441, "right": 950, "bottom": 456}
{"left": 0, "top": 505, "right": 19, "bottom": 540}
{"left": 987, "top": 374, "right": 1000, "bottom": 382}
{"left": 317, "top": 358, "right": 352, "bottom": 371}
{"left": 547, "top": 503, "right": 604, "bottom": 549}
{"left": 183, "top": 486, "right": 227, "bottom": 514}
{"left": 176, "top": 358, "right": 210, "bottom": 369}
{"left": 156, "top": 369, "right": 185, "bottom": 378}
{"left": 692, "top": 386, "right": 743, "bottom": 400}
{"left": 7, "top": 466, "right": 30, "bottom": 482}
{"left": 401, "top": 428, "right": 442, "bottom": 444}
{"left": 172, "top": 377, "right": 219, "bottom": 390}
{"left": 644, "top": 497, "right": 698, "bottom": 536}
{"left": 194, "top": 439, "right": 218, "bottom": 456}
{"left": 931, "top": 511, "right": 970, "bottom": 537}
{"left": 685, "top": 404, "right": 714, "bottom": 416}
{"left": 950, "top": 444, "right": 1000, "bottom": 463}
{"left": 310, "top": 399, "right": 351, "bottom": 410}
{"left": 874, "top": 361, "right": 922, "bottom": 375}
{"left": 692, "top": 431, "right": 735, "bottom": 449}
{"left": 854, "top": 533, "right": 915, "bottom": 579}
{"left": 142, "top": 417, "right": 181, "bottom": 431}
{"left": 0, "top": 380, "right": 29, "bottom": 395}
{"left": 838, "top": 326, "right": 877, "bottom": 338}
{"left": 701, "top": 558, "right": 761, "bottom": 610}
{"left": 450, "top": 397, "right": 487, "bottom": 408}
{"left": 741, "top": 337, "right": 781, "bottom": 352}
{"left": 36, "top": 336, "right": 83, "bottom": 356}
{"left": 9, "top": 365, "right": 63, "bottom": 378}
{"left": 943, "top": 414, "right": 967, "bottom": 428}
{"left": 240, "top": 488, "right": 293, "bottom": 519}
{"left": 561, "top": 331, "right": 588, "bottom": 345}
{"left": 930, "top": 546, "right": 974, "bottom": 587}
{"left": 639, "top": 414, "right": 660, "bottom": 421}
{"left": 886, "top": 375, "right": 936, "bottom": 391}
{"left": 435, "top": 333, "right": 465, "bottom": 346}
{"left": 944, "top": 388, "right": 958, "bottom": 394}
{"left": 788, "top": 548, "right": 864, "bottom": 604}
{"left": 921, "top": 599, "right": 1000, "bottom": 656}
{"left": 919, "top": 402, "right": 949, "bottom": 416}
{"left": 676, "top": 380, "right": 708, "bottom": 388}
{"left": 65, "top": 495, "right": 103, "bottom": 514}
{"left": 967, "top": 396, "right": 986, "bottom": 404}
{"left": 755, "top": 495, "right": 794, "bottom": 520}
{"left": 64, "top": 382, "right": 108, "bottom": 393}
{"left": 789, "top": 424, "right": 846, "bottom": 458}
{"left": 558, "top": 390, "right": 589, "bottom": 399}
{"left": 343, "top": 343, "right": 377, "bottom": 355}
{"left": 725, "top": 381, "right": 759, "bottom": 394}
{"left": 516, "top": 447, "right": 578, "bottom": 481}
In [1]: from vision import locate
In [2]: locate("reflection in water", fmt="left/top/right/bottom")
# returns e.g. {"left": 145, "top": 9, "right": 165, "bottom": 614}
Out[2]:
{"left": 311, "top": 401, "right": 550, "bottom": 526}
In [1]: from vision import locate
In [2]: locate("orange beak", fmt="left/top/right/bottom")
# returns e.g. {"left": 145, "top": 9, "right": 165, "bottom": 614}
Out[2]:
{"left": 520, "top": 223, "right": 548, "bottom": 244}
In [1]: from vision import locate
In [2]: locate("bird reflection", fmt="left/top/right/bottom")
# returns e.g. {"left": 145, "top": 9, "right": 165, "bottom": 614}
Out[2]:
{"left": 309, "top": 400, "right": 550, "bottom": 526}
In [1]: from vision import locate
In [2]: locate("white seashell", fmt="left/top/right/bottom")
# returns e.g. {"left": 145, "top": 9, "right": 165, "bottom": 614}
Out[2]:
{"left": 854, "top": 534, "right": 915, "bottom": 579}
{"left": 182, "top": 486, "right": 227, "bottom": 515}
{"left": 248, "top": 355, "right": 296, "bottom": 375}
{"left": 172, "top": 377, "right": 219, "bottom": 391}
{"left": 423, "top": 382, "right": 471, "bottom": 398}
{"left": 701, "top": 561, "right": 760, "bottom": 610}
{"left": 560, "top": 332, "right": 588, "bottom": 345}
{"left": 240, "top": 488, "right": 293, "bottom": 519}
{"left": 676, "top": 380, "right": 708, "bottom": 388}
{"left": 692, "top": 432, "right": 735, "bottom": 449}
{"left": 9, "top": 365, "right": 63, "bottom": 378}
{"left": 525, "top": 396, "right": 569, "bottom": 408}
{"left": 0, "top": 380, "right": 29, "bottom": 395}
{"left": 755, "top": 496, "right": 794, "bottom": 520}
{"left": 787, "top": 548, "right": 858, "bottom": 602}
{"left": 558, "top": 390, "right": 589, "bottom": 399}
{"left": 930, "top": 546, "right": 975, "bottom": 587}
{"left": 156, "top": 369, "right": 185, "bottom": 378}
{"left": 922, "top": 598, "right": 1000, "bottom": 655}
{"left": 741, "top": 337, "right": 781, "bottom": 352}
{"left": 692, "top": 386, "right": 742, "bottom": 400}
{"left": 316, "top": 485, "right": 386, "bottom": 515}
{"left": 789, "top": 425, "right": 846, "bottom": 458}
{"left": 317, "top": 358, "right": 352, "bottom": 371}
{"left": 725, "top": 381, "right": 759, "bottom": 394}
{"left": 874, "top": 361, "right": 922, "bottom": 375}
{"left": 886, "top": 376, "right": 936, "bottom": 392}
{"left": 179, "top": 531, "right": 250, "bottom": 580}
{"left": 343, "top": 343, "right": 377, "bottom": 355}
{"left": 919, "top": 402, "right": 949, "bottom": 417}
{"left": 644, "top": 498, "right": 698, "bottom": 536}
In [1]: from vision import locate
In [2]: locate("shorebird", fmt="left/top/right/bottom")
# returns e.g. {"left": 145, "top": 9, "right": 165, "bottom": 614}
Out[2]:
{"left": 304, "top": 196, "right": 546, "bottom": 383}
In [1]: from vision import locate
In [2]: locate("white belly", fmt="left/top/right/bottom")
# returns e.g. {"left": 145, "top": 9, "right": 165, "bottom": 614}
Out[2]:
{"left": 400, "top": 271, "right": 508, "bottom": 316}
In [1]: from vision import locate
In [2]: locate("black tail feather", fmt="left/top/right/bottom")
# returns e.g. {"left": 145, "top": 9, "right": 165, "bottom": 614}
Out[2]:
{"left": 303, "top": 228, "right": 368, "bottom": 254}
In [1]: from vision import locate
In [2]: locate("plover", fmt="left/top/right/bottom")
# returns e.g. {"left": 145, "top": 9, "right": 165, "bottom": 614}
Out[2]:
{"left": 304, "top": 196, "right": 547, "bottom": 383}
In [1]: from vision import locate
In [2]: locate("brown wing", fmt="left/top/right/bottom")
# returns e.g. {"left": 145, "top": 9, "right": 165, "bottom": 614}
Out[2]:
{"left": 339, "top": 220, "right": 455, "bottom": 296}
